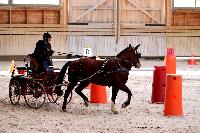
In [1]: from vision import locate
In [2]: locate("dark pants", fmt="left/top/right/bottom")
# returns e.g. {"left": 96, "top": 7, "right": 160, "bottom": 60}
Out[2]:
{"left": 37, "top": 57, "right": 53, "bottom": 72}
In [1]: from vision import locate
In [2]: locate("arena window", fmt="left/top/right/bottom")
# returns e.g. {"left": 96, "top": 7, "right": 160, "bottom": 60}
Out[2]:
{"left": 13, "top": 0, "right": 61, "bottom": 5}
{"left": 174, "top": 0, "right": 200, "bottom": 8}
{"left": 0, "top": 0, "right": 8, "bottom": 4}
{"left": 0, "top": 0, "right": 62, "bottom": 6}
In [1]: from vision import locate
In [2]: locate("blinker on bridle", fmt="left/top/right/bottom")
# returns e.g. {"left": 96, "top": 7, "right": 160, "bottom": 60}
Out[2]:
{"left": 136, "top": 52, "right": 141, "bottom": 58}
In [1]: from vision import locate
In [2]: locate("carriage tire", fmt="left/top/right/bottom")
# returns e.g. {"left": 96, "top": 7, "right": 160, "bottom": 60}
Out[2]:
{"left": 24, "top": 80, "right": 46, "bottom": 109}
{"left": 9, "top": 79, "right": 21, "bottom": 105}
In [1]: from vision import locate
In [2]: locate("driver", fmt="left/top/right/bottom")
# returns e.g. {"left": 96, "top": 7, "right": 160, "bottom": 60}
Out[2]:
{"left": 33, "top": 32, "right": 54, "bottom": 72}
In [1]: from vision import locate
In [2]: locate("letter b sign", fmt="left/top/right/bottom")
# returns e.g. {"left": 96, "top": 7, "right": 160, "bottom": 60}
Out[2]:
{"left": 83, "top": 48, "right": 92, "bottom": 57}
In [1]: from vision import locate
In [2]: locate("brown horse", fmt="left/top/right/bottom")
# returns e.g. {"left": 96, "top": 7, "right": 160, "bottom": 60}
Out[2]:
{"left": 55, "top": 44, "right": 141, "bottom": 114}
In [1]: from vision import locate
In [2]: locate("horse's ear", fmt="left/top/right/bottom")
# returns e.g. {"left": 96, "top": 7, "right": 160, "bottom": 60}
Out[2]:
{"left": 129, "top": 44, "right": 132, "bottom": 47}
{"left": 135, "top": 44, "right": 140, "bottom": 50}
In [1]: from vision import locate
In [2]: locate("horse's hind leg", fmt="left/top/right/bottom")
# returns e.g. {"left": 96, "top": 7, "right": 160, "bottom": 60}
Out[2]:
{"left": 74, "top": 82, "right": 90, "bottom": 107}
{"left": 120, "top": 84, "right": 132, "bottom": 108}
{"left": 62, "top": 81, "right": 77, "bottom": 111}
{"left": 111, "top": 86, "right": 119, "bottom": 114}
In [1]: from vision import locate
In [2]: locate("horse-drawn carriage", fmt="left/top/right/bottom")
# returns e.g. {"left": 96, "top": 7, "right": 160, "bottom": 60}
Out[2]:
{"left": 9, "top": 54, "right": 72, "bottom": 109}
{"left": 9, "top": 44, "right": 141, "bottom": 114}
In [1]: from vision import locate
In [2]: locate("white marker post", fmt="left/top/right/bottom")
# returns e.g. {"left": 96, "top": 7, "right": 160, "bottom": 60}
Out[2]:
{"left": 83, "top": 48, "right": 92, "bottom": 57}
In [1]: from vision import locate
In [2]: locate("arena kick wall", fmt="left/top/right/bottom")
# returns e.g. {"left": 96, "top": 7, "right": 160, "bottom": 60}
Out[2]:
{"left": 1, "top": 0, "right": 200, "bottom": 58}
{"left": 0, "top": 34, "right": 200, "bottom": 59}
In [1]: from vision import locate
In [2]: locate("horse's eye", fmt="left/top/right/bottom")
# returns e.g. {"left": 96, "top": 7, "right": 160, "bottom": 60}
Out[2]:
{"left": 137, "top": 53, "right": 141, "bottom": 58}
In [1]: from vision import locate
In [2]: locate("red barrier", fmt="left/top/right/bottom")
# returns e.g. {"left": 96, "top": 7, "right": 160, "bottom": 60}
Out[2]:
{"left": 151, "top": 66, "right": 166, "bottom": 104}
{"left": 90, "top": 84, "right": 107, "bottom": 104}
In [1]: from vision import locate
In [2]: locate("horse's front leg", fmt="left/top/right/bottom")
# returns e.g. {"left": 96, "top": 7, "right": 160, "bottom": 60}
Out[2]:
{"left": 74, "top": 82, "right": 90, "bottom": 107}
{"left": 111, "top": 86, "right": 119, "bottom": 114}
{"left": 62, "top": 82, "right": 77, "bottom": 111}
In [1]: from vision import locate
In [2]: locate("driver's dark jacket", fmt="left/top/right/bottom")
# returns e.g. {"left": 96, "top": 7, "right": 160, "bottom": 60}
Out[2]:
{"left": 34, "top": 40, "right": 53, "bottom": 58}
{"left": 33, "top": 40, "right": 54, "bottom": 72}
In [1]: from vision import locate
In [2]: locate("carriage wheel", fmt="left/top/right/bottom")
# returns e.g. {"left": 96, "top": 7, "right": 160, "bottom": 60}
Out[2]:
{"left": 24, "top": 81, "right": 46, "bottom": 109}
{"left": 46, "top": 86, "right": 60, "bottom": 103}
{"left": 47, "top": 85, "right": 73, "bottom": 105}
{"left": 9, "top": 79, "right": 21, "bottom": 105}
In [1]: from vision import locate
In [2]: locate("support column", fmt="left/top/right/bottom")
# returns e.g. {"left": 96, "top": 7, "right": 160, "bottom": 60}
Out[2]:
{"left": 61, "top": 0, "right": 68, "bottom": 27}
{"left": 166, "top": 0, "right": 172, "bottom": 26}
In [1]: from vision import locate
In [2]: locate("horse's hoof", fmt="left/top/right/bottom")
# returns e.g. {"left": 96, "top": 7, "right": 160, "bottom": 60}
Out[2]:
{"left": 84, "top": 101, "right": 90, "bottom": 107}
{"left": 61, "top": 109, "right": 67, "bottom": 112}
{"left": 114, "top": 111, "right": 119, "bottom": 114}
{"left": 122, "top": 103, "right": 127, "bottom": 108}
{"left": 62, "top": 106, "right": 66, "bottom": 111}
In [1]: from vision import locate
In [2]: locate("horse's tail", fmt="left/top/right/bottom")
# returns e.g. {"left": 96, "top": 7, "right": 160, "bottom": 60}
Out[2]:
{"left": 55, "top": 61, "right": 73, "bottom": 96}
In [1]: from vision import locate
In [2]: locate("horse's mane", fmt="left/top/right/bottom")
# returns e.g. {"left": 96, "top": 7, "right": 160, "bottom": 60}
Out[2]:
{"left": 116, "top": 46, "right": 132, "bottom": 58}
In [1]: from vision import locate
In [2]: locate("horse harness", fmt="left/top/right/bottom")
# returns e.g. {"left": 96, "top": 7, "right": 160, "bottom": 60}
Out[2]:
{"left": 78, "top": 58, "right": 130, "bottom": 85}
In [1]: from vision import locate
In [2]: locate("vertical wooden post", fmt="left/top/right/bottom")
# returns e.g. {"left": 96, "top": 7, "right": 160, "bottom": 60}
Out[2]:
{"left": 26, "top": 10, "right": 28, "bottom": 24}
{"left": 61, "top": 0, "right": 68, "bottom": 27}
{"left": 43, "top": 10, "right": 45, "bottom": 24}
{"left": 118, "top": 0, "right": 121, "bottom": 44}
{"left": 161, "top": 0, "right": 165, "bottom": 24}
{"left": 9, "top": 10, "right": 12, "bottom": 24}
{"left": 166, "top": 0, "right": 172, "bottom": 26}
{"left": 114, "top": 0, "right": 120, "bottom": 46}
{"left": 165, "top": 0, "right": 172, "bottom": 47}
{"left": 9, "top": 0, "right": 13, "bottom": 5}
{"left": 9, "top": 0, "right": 12, "bottom": 24}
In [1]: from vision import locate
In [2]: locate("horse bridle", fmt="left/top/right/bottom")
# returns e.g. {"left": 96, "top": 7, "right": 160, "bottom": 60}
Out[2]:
{"left": 129, "top": 46, "right": 141, "bottom": 68}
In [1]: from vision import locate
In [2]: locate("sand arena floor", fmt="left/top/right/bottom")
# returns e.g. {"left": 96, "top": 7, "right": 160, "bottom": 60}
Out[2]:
{"left": 0, "top": 59, "right": 200, "bottom": 133}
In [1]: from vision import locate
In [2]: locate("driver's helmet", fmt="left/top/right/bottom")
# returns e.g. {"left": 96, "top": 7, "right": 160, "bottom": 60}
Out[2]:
{"left": 43, "top": 32, "right": 52, "bottom": 39}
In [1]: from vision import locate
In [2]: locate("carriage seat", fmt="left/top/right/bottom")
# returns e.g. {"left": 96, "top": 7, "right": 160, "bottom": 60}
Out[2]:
{"left": 24, "top": 54, "right": 59, "bottom": 74}
{"left": 24, "top": 54, "right": 40, "bottom": 74}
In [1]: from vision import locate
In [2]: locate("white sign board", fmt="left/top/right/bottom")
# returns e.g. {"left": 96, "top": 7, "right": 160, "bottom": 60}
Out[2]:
{"left": 83, "top": 48, "right": 92, "bottom": 57}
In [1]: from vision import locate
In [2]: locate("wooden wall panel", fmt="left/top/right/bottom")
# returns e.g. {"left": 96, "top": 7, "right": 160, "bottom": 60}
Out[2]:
{"left": 1, "top": 34, "right": 200, "bottom": 57}
{"left": 44, "top": 10, "right": 60, "bottom": 24}
{"left": 11, "top": 10, "right": 27, "bottom": 24}
{"left": 121, "top": 0, "right": 163, "bottom": 25}
{"left": 0, "top": 8, "right": 61, "bottom": 24}
{"left": 66, "top": 36, "right": 166, "bottom": 57}
{"left": 173, "top": 10, "right": 200, "bottom": 26}
{"left": 0, "top": 34, "right": 68, "bottom": 56}
{"left": 28, "top": 10, "right": 44, "bottom": 24}
{"left": 68, "top": 0, "right": 114, "bottom": 23}
{"left": 0, "top": 10, "right": 9, "bottom": 24}
{"left": 167, "top": 37, "right": 200, "bottom": 55}
{"left": 0, "top": 0, "right": 165, "bottom": 25}
{"left": 67, "top": 36, "right": 116, "bottom": 56}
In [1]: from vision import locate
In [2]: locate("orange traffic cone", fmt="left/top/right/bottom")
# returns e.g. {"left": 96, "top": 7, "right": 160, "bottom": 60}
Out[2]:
{"left": 90, "top": 84, "right": 107, "bottom": 104}
{"left": 164, "top": 74, "right": 183, "bottom": 116}
{"left": 165, "top": 47, "right": 176, "bottom": 74}
{"left": 8, "top": 60, "right": 15, "bottom": 74}
{"left": 188, "top": 53, "right": 197, "bottom": 65}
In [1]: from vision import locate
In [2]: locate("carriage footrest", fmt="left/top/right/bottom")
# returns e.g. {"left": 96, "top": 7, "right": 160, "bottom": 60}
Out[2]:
{"left": 16, "top": 67, "right": 27, "bottom": 70}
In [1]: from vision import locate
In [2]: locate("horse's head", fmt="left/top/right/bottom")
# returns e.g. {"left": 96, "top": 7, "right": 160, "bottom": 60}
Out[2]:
{"left": 117, "top": 44, "right": 141, "bottom": 68}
